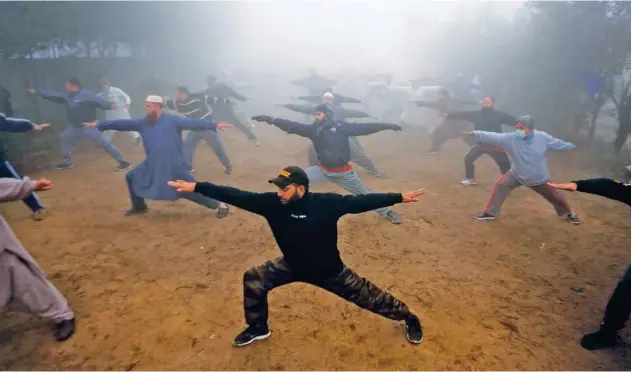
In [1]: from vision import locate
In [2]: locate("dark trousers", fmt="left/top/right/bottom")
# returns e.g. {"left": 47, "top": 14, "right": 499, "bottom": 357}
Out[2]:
{"left": 601, "top": 266, "right": 631, "bottom": 332}
{"left": 429, "top": 119, "right": 470, "bottom": 151}
{"left": 243, "top": 257, "right": 412, "bottom": 326}
{"left": 0, "top": 160, "right": 44, "bottom": 212}
{"left": 464, "top": 145, "right": 511, "bottom": 179}
{"left": 214, "top": 110, "right": 257, "bottom": 141}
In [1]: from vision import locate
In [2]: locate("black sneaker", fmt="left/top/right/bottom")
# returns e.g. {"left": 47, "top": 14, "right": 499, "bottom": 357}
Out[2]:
{"left": 55, "top": 163, "right": 74, "bottom": 170}
{"left": 566, "top": 213, "right": 581, "bottom": 225}
{"left": 116, "top": 161, "right": 132, "bottom": 171}
{"left": 233, "top": 324, "right": 270, "bottom": 347}
{"left": 474, "top": 213, "right": 496, "bottom": 221}
{"left": 54, "top": 318, "right": 75, "bottom": 341}
{"left": 386, "top": 211, "right": 401, "bottom": 224}
{"left": 125, "top": 208, "right": 149, "bottom": 216}
{"left": 406, "top": 315, "right": 423, "bottom": 344}
{"left": 580, "top": 329, "right": 620, "bottom": 350}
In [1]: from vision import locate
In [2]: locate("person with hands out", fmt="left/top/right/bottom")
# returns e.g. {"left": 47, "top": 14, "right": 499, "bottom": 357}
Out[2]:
{"left": 251, "top": 104, "right": 403, "bottom": 224}
{"left": 168, "top": 165, "right": 426, "bottom": 347}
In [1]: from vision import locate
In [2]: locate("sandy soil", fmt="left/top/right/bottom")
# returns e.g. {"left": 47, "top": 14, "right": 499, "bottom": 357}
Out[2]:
{"left": 0, "top": 125, "right": 629, "bottom": 370}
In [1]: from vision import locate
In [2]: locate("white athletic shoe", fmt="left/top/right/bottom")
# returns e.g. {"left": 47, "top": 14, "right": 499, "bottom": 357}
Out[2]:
{"left": 460, "top": 179, "right": 477, "bottom": 186}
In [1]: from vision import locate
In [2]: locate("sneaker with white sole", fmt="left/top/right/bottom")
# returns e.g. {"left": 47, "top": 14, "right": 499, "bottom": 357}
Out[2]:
{"left": 406, "top": 314, "right": 424, "bottom": 344}
{"left": 474, "top": 213, "right": 496, "bottom": 221}
{"left": 461, "top": 179, "right": 477, "bottom": 186}
{"left": 233, "top": 324, "right": 271, "bottom": 347}
{"left": 566, "top": 213, "right": 581, "bottom": 225}
{"left": 425, "top": 150, "right": 439, "bottom": 156}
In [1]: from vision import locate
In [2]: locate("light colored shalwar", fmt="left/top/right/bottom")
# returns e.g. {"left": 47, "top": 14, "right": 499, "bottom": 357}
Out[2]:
{"left": 0, "top": 178, "right": 74, "bottom": 322}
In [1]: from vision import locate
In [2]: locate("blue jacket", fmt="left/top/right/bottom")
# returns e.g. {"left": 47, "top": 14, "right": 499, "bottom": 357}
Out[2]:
{"left": 473, "top": 129, "right": 575, "bottom": 186}
{"left": 0, "top": 113, "right": 35, "bottom": 162}
{"left": 36, "top": 89, "right": 112, "bottom": 128}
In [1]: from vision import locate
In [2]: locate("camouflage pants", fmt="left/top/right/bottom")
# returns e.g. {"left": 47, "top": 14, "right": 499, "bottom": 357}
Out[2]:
{"left": 243, "top": 257, "right": 412, "bottom": 326}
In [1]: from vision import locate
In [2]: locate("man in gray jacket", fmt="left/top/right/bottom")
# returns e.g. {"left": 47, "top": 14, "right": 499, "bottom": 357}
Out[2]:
{"left": 0, "top": 177, "right": 75, "bottom": 341}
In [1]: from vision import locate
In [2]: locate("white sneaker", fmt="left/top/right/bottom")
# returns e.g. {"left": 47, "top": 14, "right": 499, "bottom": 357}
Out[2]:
{"left": 461, "top": 179, "right": 477, "bottom": 186}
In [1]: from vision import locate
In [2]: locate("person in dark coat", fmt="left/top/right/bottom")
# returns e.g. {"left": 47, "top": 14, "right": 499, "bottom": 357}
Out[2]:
{"left": 548, "top": 178, "right": 630, "bottom": 350}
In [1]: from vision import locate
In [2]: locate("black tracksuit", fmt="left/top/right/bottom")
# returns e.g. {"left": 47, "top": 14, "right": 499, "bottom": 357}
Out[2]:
{"left": 269, "top": 118, "right": 394, "bottom": 169}
{"left": 447, "top": 108, "right": 516, "bottom": 179}
{"left": 201, "top": 83, "right": 257, "bottom": 140}
{"left": 194, "top": 182, "right": 413, "bottom": 326}
{"left": 573, "top": 178, "right": 630, "bottom": 334}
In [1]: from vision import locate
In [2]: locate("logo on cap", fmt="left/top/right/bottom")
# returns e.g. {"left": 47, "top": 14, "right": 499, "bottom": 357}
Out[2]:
{"left": 279, "top": 170, "right": 291, "bottom": 178}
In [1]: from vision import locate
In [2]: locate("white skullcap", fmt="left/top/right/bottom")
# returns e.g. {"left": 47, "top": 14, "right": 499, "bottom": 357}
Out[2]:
{"left": 322, "top": 92, "right": 334, "bottom": 100}
{"left": 145, "top": 95, "right": 164, "bottom": 104}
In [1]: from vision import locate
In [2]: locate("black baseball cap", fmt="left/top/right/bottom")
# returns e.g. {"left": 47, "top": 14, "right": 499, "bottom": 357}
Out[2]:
{"left": 268, "top": 166, "right": 309, "bottom": 188}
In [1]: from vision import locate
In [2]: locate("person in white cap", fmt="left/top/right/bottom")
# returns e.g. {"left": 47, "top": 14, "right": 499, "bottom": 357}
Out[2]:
{"left": 98, "top": 78, "right": 140, "bottom": 144}
{"left": 83, "top": 95, "right": 232, "bottom": 217}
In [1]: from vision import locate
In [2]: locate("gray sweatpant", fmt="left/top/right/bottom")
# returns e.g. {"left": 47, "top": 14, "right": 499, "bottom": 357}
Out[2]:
{"left": 307, "top": 137, "right": 379, "bottom": 174}
{"left": 0, "top": 251, "right": 74, "bottom": 322}
{"left": 182, "top": 130, "right": 232, "bottom": 170}
{"left": 305, "top": 166, "right": 392, "bottom": 216}
{"left": 485, "top": 172, "right": 573, "bottom": 216}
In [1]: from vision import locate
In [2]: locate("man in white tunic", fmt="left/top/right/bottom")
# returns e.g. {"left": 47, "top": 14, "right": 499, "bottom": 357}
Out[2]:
{"left": 98, "top": 78, "right": 140, "bottom": 143}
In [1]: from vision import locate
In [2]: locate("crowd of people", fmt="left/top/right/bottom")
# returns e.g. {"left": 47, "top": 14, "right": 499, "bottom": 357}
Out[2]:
{"left": 0, "top": 69, "right": 628, "bottom": 357}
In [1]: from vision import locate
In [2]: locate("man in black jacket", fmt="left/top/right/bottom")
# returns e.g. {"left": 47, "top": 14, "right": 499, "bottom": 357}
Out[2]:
{"left": 548, "top": 178, "right": 630, "bottom": 350}
{"left": 0, "top": 114, "right": 51, "bottom": 220}
{"left": 168, "top": 166, "right": 425, "bottom": 347}
{"left": 165, "top": 86, "right": 233, "bottom": 174}
{"left": 445, "top": 96, "right": 515, "bottom": 185}
{"left": 202, "top": 75, "right": 258, "bottom": 144}
{"left": 252, "top": 104, "right": 402, "bottom": 224}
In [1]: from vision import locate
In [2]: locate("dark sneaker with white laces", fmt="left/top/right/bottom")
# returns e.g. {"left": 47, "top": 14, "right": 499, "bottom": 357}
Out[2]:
{"left": 386, "top": 211, "right": 401, "bottom": 224}
{"left": 406, "top": 315, "right": 423, "bottom": 344}
{"left": 581, "top": 328, "right": 621, "bottom": 350}
{"left": 566, "top": 213, "right": 581, "bottom": 225}
{"left": 474, "top": 213, "right": 496, "bottom": 221}
{"left": 56, "top": 163, "right": 74, "bottom": 170}
{"left": 116, "top": 161, "right": 132, "bottom": 171}
{"left": 54, "top": 318, "right": 75, "bottom": 341}
{"left": 233, "top": 324, "right": 271, "bottom": 347}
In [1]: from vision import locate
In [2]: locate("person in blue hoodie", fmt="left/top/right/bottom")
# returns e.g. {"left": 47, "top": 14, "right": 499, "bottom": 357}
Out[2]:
{"left": 27, "top": 78, "right": 131, "bottom": 171}
{"left": 463, "top": 115, "right": 580, "bottom": 224}
{"left": 0, "top": 114, "right": 50, "bottom": 220}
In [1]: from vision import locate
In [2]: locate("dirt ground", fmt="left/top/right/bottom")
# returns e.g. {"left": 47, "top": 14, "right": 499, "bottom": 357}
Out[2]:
{"left": 0, "top": 125, "right": 630, "bottom": 370}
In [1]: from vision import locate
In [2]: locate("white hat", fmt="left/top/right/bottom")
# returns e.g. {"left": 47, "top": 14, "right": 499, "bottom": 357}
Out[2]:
{"left": 145, "top": 95, "right": 164, "bottom": 104}
{"left": 322, "top": 92, "right": 334, "bottom": 100}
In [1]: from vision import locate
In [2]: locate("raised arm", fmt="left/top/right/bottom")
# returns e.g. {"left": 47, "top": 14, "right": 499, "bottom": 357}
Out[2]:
{"left": 546, "top": 134, "right": 576, "bottom": 152}
{"left": 0, "top": 177, "right": 36, "bottom": 203}
{"left": 0, "top": 113, "right": 35, "bottom": 132}
{"left": 573, "top": 178, "right": 631, "bottom": 205}
{"left": 342, "top": 122, "right": 400, "bottom": 136}
{"left": 174, "top": 116, "right": 218, "bottom": 131}
{"left": 333, "top": 193, "right": 403, "bottom": 216}
{"left": 35, "top": 89, "right": 67, "bottom": 104}
{"left": 471, "top": 131, "right": 513, "bottom": 148}
{"left": 194, "top": 182, "right": 278, "bottom": 215}
{"left": 96, "top": 118, "right": 143, "bottom": 132}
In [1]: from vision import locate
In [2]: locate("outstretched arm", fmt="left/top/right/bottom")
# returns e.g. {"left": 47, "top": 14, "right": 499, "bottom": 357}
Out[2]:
{"left": 278, "top": 103, "right": 316, "bottom": 116}
{"left": 335, "top": 94, "right": 362, "bottom": 104}
{"left": 340, "top": 108, "right": 372, "bottom": 119}
{"left": 296, "top": 95, "right": 322, "bottom": 104}
{"left": 334, "top": 193, "right": 403, "bottom": 215}
{"left": 546, "top": 134, "right": 576, "bottom": 152}
{"left": 252, "top": 115, "right": 316, "bottom": 138}
{"left": 0, "top": 113, "right": 35, "bottom": 132}
{"left": 95, "top": 118, "right": 143, "bottom": 132}
{"left": 342, "top": 122, "right": 401, "bottom": 136}
{"left": 471, "top": 131, "right": 512, "bottom": 148}
{"left": 574, "top": 178, "right": 630, "bottom": 205}
{"left": 177, "top": 181, "right": 277, "bottom": 216}
{"left": 35, "top": 89, "right": 67, "bottom": 104}
{"left": 224, "top": 84, "right": 247, "bottom": 101}
{"left": 174, "top": 116, "right": 218, "bottom": 131}
{"left": 0, "top": 178, "right": 36, "bottom": 203}
{"left": 446, "top": 110, "right": 478, "bottom": 122}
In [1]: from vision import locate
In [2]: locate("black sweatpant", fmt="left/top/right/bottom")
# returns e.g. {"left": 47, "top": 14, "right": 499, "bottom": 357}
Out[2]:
{"left": 601, "top": 266, "right": 631, "bottom": 333}
{"left": 242, "top": 257, "right": 412, "bottom": 326}
{"left": 464, "top": 145, "right": 511, "bottom": 180}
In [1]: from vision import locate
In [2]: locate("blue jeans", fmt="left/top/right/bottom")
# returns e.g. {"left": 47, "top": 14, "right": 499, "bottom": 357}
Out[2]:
{"left": 60, "top": 127, "right": 127, "bottom": 165}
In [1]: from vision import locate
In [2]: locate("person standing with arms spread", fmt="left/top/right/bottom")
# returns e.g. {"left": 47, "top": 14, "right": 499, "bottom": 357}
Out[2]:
{"left": 252, "top": 104, "right": 403, "bottom": 224}
{"left": 445, "top": 96, "right": 515, "bottom": 185}
{"left": 548, "top": 178, "right": 630, "bottom": 350}
{"left": 202, "top": 75, "right": 259, "bottom": 145}
{"left": 0, "top": 177, "right": 75, "bottom": 341}
{"left": 165, "top": 86, "right": 233, "bottom": 174}
{"left": 168, "top": 166, "right": 425, "bottom": 347}
{"left": 0, "top": 113, "right": 51, "bottom": 220}
{"left": 83, "top": 96, "right": 231, "bottom": 218}
{"left": 27, "top": 77, "right": 131, "bottom": 171}
{"left": 464, "top": 115, "right": 580, "bottom": 224}
{"left": 98, "top": 78, "right": 140, "bottom": 144}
